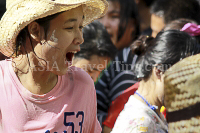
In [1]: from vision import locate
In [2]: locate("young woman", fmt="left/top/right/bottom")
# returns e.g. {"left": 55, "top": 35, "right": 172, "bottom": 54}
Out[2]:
{"left": 111, "top": 30, "right": 200, "bottom": 133}
{"left": 98, "top": 0, "right": 140, "bottom": 50}
{"left": 95, "top": 0, "right": 140, "bottom": 129}
{"left": 0, "top": 0, "right": 108, "bottom": 132}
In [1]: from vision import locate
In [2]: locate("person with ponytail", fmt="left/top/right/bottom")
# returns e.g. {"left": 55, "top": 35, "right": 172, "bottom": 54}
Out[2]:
{"left": 103, "top": 18, "right": 200, "bottom": 132}
{"left": 111, "top": 30, "right": 200, "bottom": 133}
{"left": 164, "top": 18, "right": 200, "bottom": 44}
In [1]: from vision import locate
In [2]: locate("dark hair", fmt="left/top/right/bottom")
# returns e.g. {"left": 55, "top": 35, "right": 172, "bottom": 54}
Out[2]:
{"left": 0, "top": 0, "right": 6, "bottom": 19}
{"left": 131, "top": 30, "right": 200, "bottom": 79}
{"left": 150, "top": 0, "right": 200, "bottom": 24}
{"left": 164, "top": 0, "right": 200, "bottom": 24}
{"left": 108, "top": 0, "right": 140, "bottom": 41}
{"left": 143, "top": 0, "right": 156, "bottom": 7}
{"left": 150, "top": 0, "right": 169, "bottom": 17}
{"left": 164, "top": 18, "right": 198, "bottom": 31}
{"left": 163, "top": 18, "right": 200, "bottom": 44}
{"left": 14, "top": 12, "right": 62, "bottom": 57}
{"left": 74, "top": 20, "right": 117, "bottom": 60}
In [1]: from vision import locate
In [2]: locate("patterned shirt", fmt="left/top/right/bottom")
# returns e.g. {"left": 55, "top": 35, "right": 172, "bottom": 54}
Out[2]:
{"left": 111, "top": 96, "right": 168, "bottom": 133}
{"left": 95, "top": 47, "right": 138, "bottom": 125}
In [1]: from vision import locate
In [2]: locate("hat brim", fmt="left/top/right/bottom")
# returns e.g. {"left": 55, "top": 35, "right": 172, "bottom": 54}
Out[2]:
{"left": 0, "top": 0, "right": 108, "bottom": 57}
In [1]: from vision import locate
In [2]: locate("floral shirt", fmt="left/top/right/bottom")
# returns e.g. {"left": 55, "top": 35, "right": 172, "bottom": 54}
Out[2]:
{"left": 111, "top": 96, "right": 168, "bottom": 133}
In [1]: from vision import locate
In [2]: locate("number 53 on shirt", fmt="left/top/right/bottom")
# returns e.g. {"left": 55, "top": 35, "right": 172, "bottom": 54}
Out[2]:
{"left": 45, "top": 111, "right": 84, "bottom": 133}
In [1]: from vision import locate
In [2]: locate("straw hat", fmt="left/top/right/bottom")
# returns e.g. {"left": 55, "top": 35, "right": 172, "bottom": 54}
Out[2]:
{"left": 164, "top": 54, "right": 200, "bottom": 133}
{"left": 0, "top": 0, "right": 108, "bottom": 57}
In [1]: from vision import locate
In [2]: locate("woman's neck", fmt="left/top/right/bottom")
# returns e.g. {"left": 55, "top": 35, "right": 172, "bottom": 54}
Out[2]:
{"left": 12, "top": 53, "right": 58, "bottom": 95}
{"left": 134, "top": 79, "right": 162, "bottom": 115}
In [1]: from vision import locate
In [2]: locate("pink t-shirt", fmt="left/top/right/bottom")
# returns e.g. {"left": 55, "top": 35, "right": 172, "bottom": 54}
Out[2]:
{"left": 0, "top": 59, "right": 101, "bottom": 133}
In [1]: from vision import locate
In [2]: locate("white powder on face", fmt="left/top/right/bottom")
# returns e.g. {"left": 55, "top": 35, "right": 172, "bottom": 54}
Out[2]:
{"left": 50, "top": 30, "right": 58, "bottom": 43}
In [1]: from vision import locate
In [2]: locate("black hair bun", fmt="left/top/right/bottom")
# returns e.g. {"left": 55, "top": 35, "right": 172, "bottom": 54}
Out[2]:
{"left": 130, "top": 35, "right": 154, "bottom": 56}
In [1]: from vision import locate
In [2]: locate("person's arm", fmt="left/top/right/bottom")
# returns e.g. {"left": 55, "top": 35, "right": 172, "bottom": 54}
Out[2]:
{"left": 103, "top": 83, "right": 139, "bottom": 130}
{"left": 102, "top": 96, "right": 126, "bottom": 130}
{"left": 103, "top": 126, "right": 112, "bottom": 133}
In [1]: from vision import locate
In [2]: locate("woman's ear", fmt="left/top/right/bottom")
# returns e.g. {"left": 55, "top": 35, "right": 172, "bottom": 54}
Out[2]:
{"left": 153, "top": 66, "right": 162, "bottom": 80}
{"left": 28, "top": 22, "right": 42, "bottom": 42}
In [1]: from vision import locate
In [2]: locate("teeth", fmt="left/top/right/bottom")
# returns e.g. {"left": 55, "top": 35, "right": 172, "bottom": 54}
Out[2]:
{"left": 69, "top": 51, "right": 77, "bottom": 54}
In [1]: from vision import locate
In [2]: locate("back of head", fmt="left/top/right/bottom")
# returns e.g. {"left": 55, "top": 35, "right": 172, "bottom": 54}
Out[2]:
{"left": 164, "top": 0, "right": 200, "bottom": 24}
{"left": 74, "top": 20, "right": 117, "bottom": 60}
{"left": 150, "top": 0, "right": 169, "bottom": 18}
{"left": 164, "top": 18, "right": 200, "bottom": 44}
{"left": 164, "top": 18, "right": 198, "bottom": 31}
{"left": 131, "top": 30, "right": 200, "bottom": 79}
{"left": 151, "top": 0, "right": 200, "bottom": 24}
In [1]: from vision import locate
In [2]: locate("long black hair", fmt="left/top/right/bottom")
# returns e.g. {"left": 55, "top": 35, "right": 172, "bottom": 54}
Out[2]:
{"left": 131, "top": 30, "right": 200, "bottom": 79}
{"left": 108, "top": 0, "right": 140, "bottom": 41}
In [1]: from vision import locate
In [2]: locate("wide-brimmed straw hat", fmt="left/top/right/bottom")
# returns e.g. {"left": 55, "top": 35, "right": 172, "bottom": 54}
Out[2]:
{"left": 0, "top": 0, "right": 108, "bottom": 57}
{"left": 164, "top": 54, "right": 200, "bottom": 133}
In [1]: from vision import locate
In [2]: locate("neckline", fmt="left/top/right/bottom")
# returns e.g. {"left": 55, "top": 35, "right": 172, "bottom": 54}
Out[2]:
{"left": 130, "top": 96, "right": 168, "bottom": 131}
{"left": 135, "top": 91, "right": 158, "bottom": 111}
{"left": 7, "top": 59, "right": 63, "bottom": 103}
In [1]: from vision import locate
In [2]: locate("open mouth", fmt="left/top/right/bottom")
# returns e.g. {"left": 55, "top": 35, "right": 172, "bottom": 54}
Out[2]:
{"left": 66, "top": 51, "right": 77, "bottom": 62}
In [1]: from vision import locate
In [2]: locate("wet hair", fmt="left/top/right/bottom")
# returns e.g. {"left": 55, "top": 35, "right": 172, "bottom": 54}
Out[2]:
{"left": 163, "top": 18, "right": 200, "bottom": 44}
{"left": 131, "top": 30, "right": 200, "bottom": 79}
{"left": 150, "top": 0, "right": 200, "bottom": 24}
{"left": 74, "top": 20, "right": 117, "bottom": 60}
{"left": 14, "top": 12, "right": 62, "bottom": 57}
{"left": 108, "top": 0, "right": 140, "bottom": 41}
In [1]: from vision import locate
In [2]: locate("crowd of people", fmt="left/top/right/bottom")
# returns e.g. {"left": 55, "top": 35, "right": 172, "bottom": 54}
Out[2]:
{"left": 0, "top": 0, "right": 200, "bottom": 133}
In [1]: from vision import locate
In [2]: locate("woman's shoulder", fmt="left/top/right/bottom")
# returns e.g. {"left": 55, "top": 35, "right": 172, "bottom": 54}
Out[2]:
{"left": 122, "top": 96, "right": 156, "bottom": 118}
{"left": 0, "top": 60, "right": 12, "bottom": 83}
{"left": 113, "top": 104, "right": 156, "bottom": 133}
{"left": 0, "top": 59, "right": 9, "bottom": 66}
{"left": 0, "top": 59, "right": 11, "bottom": 72}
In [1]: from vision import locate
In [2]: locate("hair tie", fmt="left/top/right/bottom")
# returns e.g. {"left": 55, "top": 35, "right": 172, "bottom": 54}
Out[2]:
{"left": 181, "top": 23, "right": 200, "bottom": 36}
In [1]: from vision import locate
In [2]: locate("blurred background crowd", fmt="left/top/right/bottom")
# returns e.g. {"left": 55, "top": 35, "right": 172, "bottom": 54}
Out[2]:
{"left": 1, "top": 0, "right": 200, "bottom": 132}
